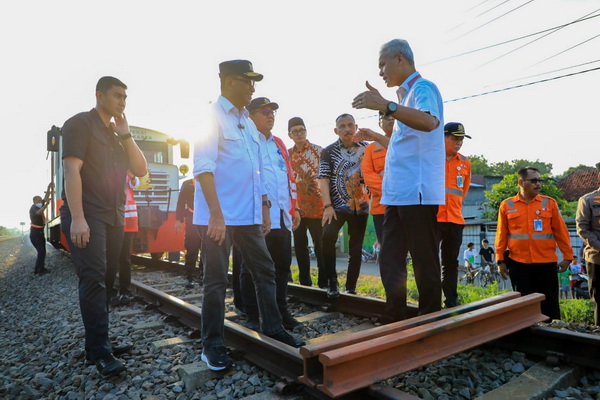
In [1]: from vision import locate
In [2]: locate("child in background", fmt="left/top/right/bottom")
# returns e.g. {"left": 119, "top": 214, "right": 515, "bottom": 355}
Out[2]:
{"left": 463, "top": 242, "right": 478, "bottom": 273}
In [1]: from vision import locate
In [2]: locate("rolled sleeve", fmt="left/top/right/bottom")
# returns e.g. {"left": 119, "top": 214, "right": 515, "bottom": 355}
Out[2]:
{"left": 413, "top": 83, "right": 442, "bottom": 122}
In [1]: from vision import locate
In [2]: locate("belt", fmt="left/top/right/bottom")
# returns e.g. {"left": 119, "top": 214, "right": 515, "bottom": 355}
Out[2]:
{"left": 30, "top": 224, "right": 44, "bottom": 229}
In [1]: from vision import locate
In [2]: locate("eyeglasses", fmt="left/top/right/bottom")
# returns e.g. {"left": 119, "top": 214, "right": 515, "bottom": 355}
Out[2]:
{"left": 257, "top": 108, "right": 276, "bottom": 117}
{"left": 524, "top": 178, "right": 545, "bottom": 184}
{"left": 290, "top": 128, "right": 306, "bottom": 136}
{"left": 231, "top": 77, "right": 255, "bottom": 88}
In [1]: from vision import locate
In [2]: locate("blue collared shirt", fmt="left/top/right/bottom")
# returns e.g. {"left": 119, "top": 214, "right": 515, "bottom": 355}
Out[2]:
{"left": 381, "top": 71, "right": 445, "bottom": 206}
{"left": 259, "top": 133, "right": 292, "bottom": 230}
{"left": 193, "top": 96, "right": 266, "bottom": 226}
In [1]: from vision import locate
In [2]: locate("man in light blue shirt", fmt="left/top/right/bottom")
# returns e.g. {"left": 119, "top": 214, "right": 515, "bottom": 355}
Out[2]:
{"left": 239, "top": 97, "right": 302, "bottom": 332}
{"left": 352, "top": 39, "right": 445, "bottom": 322}
{"left": 193, "top": 60, "right": 304, "bottom": 371}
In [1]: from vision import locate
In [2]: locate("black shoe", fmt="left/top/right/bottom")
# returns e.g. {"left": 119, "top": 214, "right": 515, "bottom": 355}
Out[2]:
{"left": 327, "top": 282, "right": 340, "bottom": 298}
{"left": 281, "top": 313, "right": 302, "bottom": 330}
{"left": 38, "top": 269, "right": 50, "bottom": 275}
{"left": 85, "top": 343, "right": 133, "bottom": 365}
{"left": 201, "top": 346, "right": 232, "bottom": 371}
{"left": 119, "top": 291, "right": 132, "bottom": 305}
{"left": 109, "top": 294, "right": 121, "bottom": 307}
{"left": 245, "top": 317, "right": 260, "bottom": 331}
{"left": 373, "top": 314, "right": 401, "bottom": 326}
{"left": 346, "top": 289, "right": 357, "bottom": 295}
{"left": 268, "top": 330, "right": 305, "bottom": 348}
{"left": 95, "top": 355, "right": 126, "bottom": 377}
{"left": 184, "top": 280, "right": 194, "bottom": 289}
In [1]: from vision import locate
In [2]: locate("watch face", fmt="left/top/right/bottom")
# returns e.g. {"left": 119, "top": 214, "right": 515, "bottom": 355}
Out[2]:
{"left": 388, "top": 102, "right": 398, "bottom": 113}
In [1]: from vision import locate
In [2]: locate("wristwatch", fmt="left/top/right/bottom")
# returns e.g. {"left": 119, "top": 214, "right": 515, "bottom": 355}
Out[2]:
{"left": 118, "top": 132, "right": 133, "bottom": 142}
{"left": 262, "top": 200, "right": 272, "bottom": 208}
{"left": 385, "top": 102, "right": 398, "bottom": 116}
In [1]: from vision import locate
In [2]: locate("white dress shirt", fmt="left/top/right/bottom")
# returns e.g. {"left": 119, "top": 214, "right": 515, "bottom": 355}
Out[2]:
{"left": 193, "top": 96, "right": 266, "bottom": 226}
{"left": 259, "top": 133, "right": 292, "bottom": 230}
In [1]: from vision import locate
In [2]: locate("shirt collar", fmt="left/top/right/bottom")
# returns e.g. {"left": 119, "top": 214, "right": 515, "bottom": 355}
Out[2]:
{"left": 293, "top": 140, "right": 310, "bottom": 152}
{"left": 399, "top": 71, "right": 422, "bottom": 92}
{"left": 513, "top": 192, "right": 542, "bottom": 203}
{"left": 217, "top": 95, "right": 249, "bottom": 118}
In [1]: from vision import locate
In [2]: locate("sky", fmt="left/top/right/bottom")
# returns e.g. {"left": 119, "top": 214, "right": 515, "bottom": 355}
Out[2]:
{"left": 2, "top": 0, "right": 599, "bottom": 229}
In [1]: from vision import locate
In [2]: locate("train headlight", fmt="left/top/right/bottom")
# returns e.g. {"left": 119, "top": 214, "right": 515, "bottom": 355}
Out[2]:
{"left": 179, "top": 164, "right": 189, "bottom": 175}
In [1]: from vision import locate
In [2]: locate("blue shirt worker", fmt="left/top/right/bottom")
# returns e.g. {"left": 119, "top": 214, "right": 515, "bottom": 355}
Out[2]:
{"left": 193, "top": 60, "right": 304, "bottom": 371}
{"left": 239, "top": 97, "right": 302, "bottom": 332}
{"left": 61, "top": 76, "right": 147, "bottom": 377}
{"left": 352, "top": 38, "right": 445, "bottom": 322}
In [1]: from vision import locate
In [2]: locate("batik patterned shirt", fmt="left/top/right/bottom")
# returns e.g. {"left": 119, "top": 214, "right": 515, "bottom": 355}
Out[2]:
{"left": 288, "top": 141, "right": 323, "bottom": 219}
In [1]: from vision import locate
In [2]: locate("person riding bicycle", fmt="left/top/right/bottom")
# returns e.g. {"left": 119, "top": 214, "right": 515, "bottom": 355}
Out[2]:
{"left": 463, "top": 242, "right": 478, "bottom": 274}
{"left": 479, "top": 239, "right": 495, "bottom": 273}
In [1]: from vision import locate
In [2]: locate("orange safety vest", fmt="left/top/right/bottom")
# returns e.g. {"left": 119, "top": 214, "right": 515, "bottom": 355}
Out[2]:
{"left": 437, "top": 153, "right": 471, "bottom": 224}
{"left": 124, "top": 176, "right": 138, "bottom": 232}
{"left": 495, "top": 193, "right": 573, "bottom": 264}
{"left": 362, "top": 142, "right": 387, "bottom": 215}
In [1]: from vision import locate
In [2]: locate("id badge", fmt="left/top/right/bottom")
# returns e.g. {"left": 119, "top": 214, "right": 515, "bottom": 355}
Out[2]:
{"left": 456, "top": 175, "right": 464, "bottom": 188}
{"left": 534, "top": 219, "right": 543, "bottom": 231}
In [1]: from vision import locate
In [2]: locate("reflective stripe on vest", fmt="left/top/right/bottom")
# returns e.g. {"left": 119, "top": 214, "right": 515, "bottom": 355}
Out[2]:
{"left": 506, "top": 199, "right": 515, "bottom": 208}
{"left": 541, "top": 197, "right": 549, "bottom": 207}
{"left": 508, "top": 233, "right": 528, "bottom": 239}
{"left": 532, "top": 233, "right": 554, "bottom": 239}
{"left": 446, "top": 188, "right": 463, "bottom": 196}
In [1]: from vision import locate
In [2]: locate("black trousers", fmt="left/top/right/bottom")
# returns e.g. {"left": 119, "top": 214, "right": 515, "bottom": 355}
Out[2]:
{"left": 231, "top": 243, "right": 244, "bottom": 311}
{"left": 293, "top": 217, "right": 325, "bottom": 287}
{"left": 587, "top": 262, "right": 600, "bottom": 325}
{"left": 438, "top": 222, "right": 464, "bottom": 308}
{"left": 61, "top": 211, "right": 123, "bottom": 359}
{"left": 379, "top": 205, "right": 441, "bottom": 319}
{"left": 322, "top": 212, "right": 368, "bottom": 291}
{"left": 507, "top": 257, "right": 560, "bottom": 320}
{"left": 184, "top": 222, "right": 203, "bottom": 279}
{"left": 240, "top": 212, "right": 292, "bottom": 318}
{"left": 373, "top": 214, "right": 384, "bottom": 244}
{"left": 30, "top": 228, "right": 46, "bottom": 274}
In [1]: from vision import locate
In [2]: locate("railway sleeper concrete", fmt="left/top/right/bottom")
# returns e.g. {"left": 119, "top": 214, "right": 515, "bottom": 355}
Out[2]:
{"left": 151, "top": 336, "right": 195, "bottom": 350}
{"left": 176, "top": 362, "right": 213, "bottom": 393}
{"left": 132, "top": 321, "right": 164, "bottom": 331}
{"left": 240, "top": 390, "right": 303, "bottom": 399}
{"left": 179, "top": 293, "right": 202, "bottom": 302}
{"left": 477, "top": 361, "right": 583, "bottom": 400}
{"left": 115, "top": 309, "right": 147, "bottom": 319}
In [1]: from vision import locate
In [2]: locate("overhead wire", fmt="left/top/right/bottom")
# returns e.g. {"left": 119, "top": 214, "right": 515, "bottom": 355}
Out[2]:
{"left": 422, "top": 12, "right": 600, "bottom": 66}
{"left": 454, "top": 0, "right": 536, "bottom": 40}
{"left": 495, "top": 59, "right": 600, "bottom": 85}
{"left": 444, "top": 66, "right": 600, "bottom": 103}
{"left": 478, "top": 8, "right": 600, "bottom": 67}
{"left": 530, "top": 33, "right": 600, "bottom": 67}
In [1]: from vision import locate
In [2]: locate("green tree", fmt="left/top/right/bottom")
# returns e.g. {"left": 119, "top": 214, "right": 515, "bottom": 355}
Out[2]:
{"left": 491, "top": 159, "right": 553, "bottom": 176}
{"left": 482, "top": 173, "right": 568, "bottom": 220}
{"left": 469, "top": 155, "right": 494, "bottom": 175}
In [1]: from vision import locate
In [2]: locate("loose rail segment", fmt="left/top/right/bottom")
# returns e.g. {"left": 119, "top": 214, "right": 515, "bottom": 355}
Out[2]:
{"left": 131, "top": 273, "right": 546, "bottom": 399}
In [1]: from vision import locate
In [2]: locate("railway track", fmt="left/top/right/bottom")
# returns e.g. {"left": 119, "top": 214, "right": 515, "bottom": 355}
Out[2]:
{"left": 125, "top": 255, "right": 600, "bottom": 399}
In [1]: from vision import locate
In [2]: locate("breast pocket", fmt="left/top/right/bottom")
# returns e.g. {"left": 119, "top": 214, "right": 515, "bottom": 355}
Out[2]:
{"left": 506, "top": 211, "right": 523, "bottom": 232}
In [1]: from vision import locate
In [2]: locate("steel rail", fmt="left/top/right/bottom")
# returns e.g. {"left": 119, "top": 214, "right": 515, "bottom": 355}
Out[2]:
{"left": 302, "top": 293, "right": 546, "bottom": 397}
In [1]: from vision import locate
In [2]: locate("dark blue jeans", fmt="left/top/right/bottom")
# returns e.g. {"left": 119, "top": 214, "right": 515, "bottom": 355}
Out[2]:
{"left": 379, "top": 205, "right": 441, "bottom": 319}
{"left": 184, "top": 221, "right": 203, "bottom": 279}
{"left": 61, "top": 210, "right": 123, "bottom": 359}
{"left": 240, "top": 218, "right": 292, "bottom": 318}
{"left": 30, "top": 228, "right": 46, "bottom": 274}
{"left": 322, "top": 212, "right": 368, "bottom": 291}
{"left": 199, "top": 225, "right": 283, "bottom": 348}
{"left": 293, "top": 217, "right": 325, "bottom": 287}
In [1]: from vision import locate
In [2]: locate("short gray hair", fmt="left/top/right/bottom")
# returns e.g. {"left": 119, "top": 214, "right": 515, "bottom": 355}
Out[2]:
{"left": 380, "top": 39, "right": 414, "bottom": 66}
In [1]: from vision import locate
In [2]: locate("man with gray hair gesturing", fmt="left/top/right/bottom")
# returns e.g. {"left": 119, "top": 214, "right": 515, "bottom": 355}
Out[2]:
{"left": 352, "top": 38, "right": 445, "bottom": 323}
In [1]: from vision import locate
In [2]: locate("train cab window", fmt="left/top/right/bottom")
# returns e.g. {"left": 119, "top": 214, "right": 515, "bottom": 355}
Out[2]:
{"left": 138, "top": 142, "right": 168, "bottom": 164}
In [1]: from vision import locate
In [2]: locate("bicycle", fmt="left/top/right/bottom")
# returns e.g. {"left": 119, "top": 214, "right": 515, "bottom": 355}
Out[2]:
{"left": 458, "top": 262, "right": 506, "bottom": 290}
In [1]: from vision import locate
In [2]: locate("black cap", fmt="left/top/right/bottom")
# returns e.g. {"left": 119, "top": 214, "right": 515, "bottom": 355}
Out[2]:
{"left": 219, "top": 59, "right": 263, "bottom": 81}
{"left": 247, "top": 97, "right": 279, "bottom": 113}
{"left": 288, "top": 117, "right": 305, "bottom": 131}
{"left": 444, "top": 122, "right": 471, "bottom": 139}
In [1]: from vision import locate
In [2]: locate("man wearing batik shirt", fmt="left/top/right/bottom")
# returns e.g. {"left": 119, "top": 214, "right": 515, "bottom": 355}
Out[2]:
{"left": 318, "top": 113, "right": 369, "bottom": 298}
{"left": 288, "top": 117, "right": 326, "bottom": 288}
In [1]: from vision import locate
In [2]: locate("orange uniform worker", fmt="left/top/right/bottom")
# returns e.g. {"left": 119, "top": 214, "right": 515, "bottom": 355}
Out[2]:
{"left": 362, "top": 111, "right": 395, "bottom": 242}
{"left": 437, "top": 122, "right": 471, "bottom": 308}
{"left": 496, "top": 166, "right": 573, "bottom": 320}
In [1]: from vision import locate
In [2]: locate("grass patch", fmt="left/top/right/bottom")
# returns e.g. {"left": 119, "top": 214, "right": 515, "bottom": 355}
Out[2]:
{"left": 559, "top": 299, "right": 594, "bottom": 323}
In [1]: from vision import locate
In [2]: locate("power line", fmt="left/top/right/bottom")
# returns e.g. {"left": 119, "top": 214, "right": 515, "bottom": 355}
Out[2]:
{"left": 444, "top": 66, "right": 600, "bottom": 103}
{"left": 478, "top": 8, "right": 600, "bottom": 67}
{"left": 475, "top": 0, "right": 511, "bottom": 18}
{"left": 422, "top": 13, "right": 600, "bottom": 66}
{"left": 496, "top": 59, "right": 600, "bottom": 85}
{"left": 531, "top": 33, "right": 600, "bottom": 67}
{"left": 446, "top": 0, "right": 511, "bottom": 34}
{"left": 455, "top": 0, "right": 536, "bottom": 40}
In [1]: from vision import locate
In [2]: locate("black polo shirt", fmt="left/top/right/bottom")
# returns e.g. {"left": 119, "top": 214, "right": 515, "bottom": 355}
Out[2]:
{"left": 61, "top": 108, "right": 128, "bottom": 226}
{"left": 175, "top": 179, "right": 194, "bottom": 223}
{"left": 29, "top": 205, "right": 44, "bottom": 227}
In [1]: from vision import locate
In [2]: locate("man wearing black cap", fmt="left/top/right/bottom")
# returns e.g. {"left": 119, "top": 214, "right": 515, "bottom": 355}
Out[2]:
{"left": 239, "top": 97, "right": 302, "bottom": 331}
{"left": 437, "top": 122, "right": 471, "bottom": 308}
{"left": 193, "top": 60, "right": 304, "bottom": 371}
{"left": 288, "top": 117, "right": 326, "bottom": 288}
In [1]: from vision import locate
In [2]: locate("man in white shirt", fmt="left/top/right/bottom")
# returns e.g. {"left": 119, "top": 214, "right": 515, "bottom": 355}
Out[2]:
{"left": 193, "top": 60, "right": 303, "bottom": 371}
{"left": 240, "top": 97, "right": 302, "bottom": 331}
{"left": 352, "top": 38, "right": 445, "bottom": 322}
